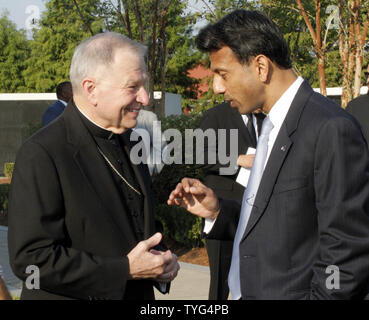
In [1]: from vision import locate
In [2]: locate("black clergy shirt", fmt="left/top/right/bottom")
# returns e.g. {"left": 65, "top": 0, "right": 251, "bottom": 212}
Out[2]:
{"left": 77, "top": 108, "right": 145, "bottom": 241}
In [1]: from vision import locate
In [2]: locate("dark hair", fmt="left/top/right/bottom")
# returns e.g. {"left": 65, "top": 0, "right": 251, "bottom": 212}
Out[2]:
{"left": 196, "top": 10, "right": 292, "bottom": 69}
{"left": 56, "top": 81, "right": 72, "bottom": 100}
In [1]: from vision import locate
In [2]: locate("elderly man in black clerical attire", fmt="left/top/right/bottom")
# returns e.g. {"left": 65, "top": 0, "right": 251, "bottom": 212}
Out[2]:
{"left": 8, "top": 32, "right": 179, "bottom": 300}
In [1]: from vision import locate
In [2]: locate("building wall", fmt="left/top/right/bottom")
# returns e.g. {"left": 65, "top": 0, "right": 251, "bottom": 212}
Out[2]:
{"left": 0, "top": 100, "right": 54, "bottom": 175}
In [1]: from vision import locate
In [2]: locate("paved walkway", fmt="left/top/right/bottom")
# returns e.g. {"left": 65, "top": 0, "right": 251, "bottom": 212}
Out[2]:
{"left": 0, "top": 226, "right": 22, "bottom": 298}
{"left": 0, "top": 226, "right": 210, "bottom": 300}
{"left": 155, "top": 262, "right": 210, "bottom": 300}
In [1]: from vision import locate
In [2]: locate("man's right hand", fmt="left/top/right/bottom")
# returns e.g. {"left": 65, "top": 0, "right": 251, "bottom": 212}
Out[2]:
{"left": 167, "top": 178, "right": 220, "bottom": 220}
{"left": 237, "top": 154, "right": 255, "bottom": 169}
{"left": 127, "top": 233, "right": 178, "bottom": 282}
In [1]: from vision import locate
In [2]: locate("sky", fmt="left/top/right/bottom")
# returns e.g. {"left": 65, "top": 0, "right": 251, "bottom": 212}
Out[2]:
{"left": 0, "top": 0, "right": 45, "bottom": 30}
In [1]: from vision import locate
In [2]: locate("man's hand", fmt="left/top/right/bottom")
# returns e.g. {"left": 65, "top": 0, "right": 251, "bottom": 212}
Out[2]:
{"left": 167, "top": 178, "right": 220, "bottom": 220}
{"left": 237, "top": 154, "right": 255, "bottom": 169}
{"left": 0, "top": 277, "right": 12, "bottom": 300}
{"left": 150, "top": 249, "right": 180, "bottom": 283}
{"left": 127, "top": 233, "right": 179, "bottom": 282}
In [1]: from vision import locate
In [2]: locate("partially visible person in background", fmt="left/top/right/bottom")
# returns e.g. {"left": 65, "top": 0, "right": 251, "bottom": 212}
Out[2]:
{"left": 0, "top": 277, "right": 11, "bottom": 300}
{"left": 346, "top": 64, "right": 369, "bottom": 143}
{"left": 199, "top": 101, "right": 264, "bottom": 300}
{"left": 135, "top": 109, "right": 168, "bottom": 176}
{"left": 42, "top": 81, "right": 73, "bottom": 126}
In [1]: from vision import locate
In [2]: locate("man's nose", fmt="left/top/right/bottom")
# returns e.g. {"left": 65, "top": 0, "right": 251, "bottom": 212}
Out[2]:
{"left": 137, "top": 87, "right": 150, "bottom": 106}
{"left": 213, "top": 75, "right": 225, "bottom": 94}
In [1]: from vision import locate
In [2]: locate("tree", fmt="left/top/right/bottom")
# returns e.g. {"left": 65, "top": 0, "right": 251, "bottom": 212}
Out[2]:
{"left": 66, "top": 0, "right": 200, "bottom": 116}
{"left": 294, "top": 0, "right": 329, "bottom": 96}
{"left": 267, "top": 0, "right": 368, "bottom": 104}
{"left": 337, "top": 0, "right": 369, "bottom": 107}
{"left": 0, "top": 12, "right": 30, "bottom": 93}
{"left": 190, "top": 0, "right": 259, "bottom": 112}
{"left": 22, "top": 0, "right": 105, "bottom": 93}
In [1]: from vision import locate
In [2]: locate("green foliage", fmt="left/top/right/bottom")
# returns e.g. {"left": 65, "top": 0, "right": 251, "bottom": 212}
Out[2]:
{"left": 153, "top": 113, "right": 204, "bottom": 202}
{"left": 0, "top": 12, "right": 30, "bottom": 92}
{"left": 23, "top": 0, "right": 104, "bottom": 93}
{"left": 155, "top": 204, "right": 204, "bottom": 248}
{"left": 23, "top": 122, "right": 42, "bottom": 140}
{"left": 3, "top": 163, "right": 14, "bottom": 179}
{"left": 191, "top": 77, "right": 226, "bottom": 113}
{"left": 15, "top": 0, "right": 200, "bottom": 100}
{"left": 0, "top": 184, "right": 10, "bottom": 214}
{"left": 152, "top": 114, "right": 205, "bottom": 247}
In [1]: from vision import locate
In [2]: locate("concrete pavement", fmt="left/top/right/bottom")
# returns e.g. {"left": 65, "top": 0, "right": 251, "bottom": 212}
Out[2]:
{"left": 155, "top": 262, "right": 210, "bottom": 300}
{"left": 0, "top": 226, "right": 22, "bottom": 298}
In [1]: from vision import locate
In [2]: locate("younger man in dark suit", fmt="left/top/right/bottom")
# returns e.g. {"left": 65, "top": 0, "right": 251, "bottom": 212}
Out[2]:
{"left": 42, "top": 81, "right": 73, "bottom": 126}
{"left": 169, "top": 10, "right": 369, "bottom": 300}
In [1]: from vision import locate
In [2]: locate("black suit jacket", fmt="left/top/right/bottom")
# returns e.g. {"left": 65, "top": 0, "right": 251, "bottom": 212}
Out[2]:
{"left": 207, "top": 81, "right": 369, "bottom": 299}
{"left": 42, "top": 100, "right": 66, "bottom": 127}
{"left": 8, "top": 102, "right": 163, "bottom": 300}
{"left": 346, "top": 94, "right": 369, "bottom": 144}
{"left": 199, "top": 102, "right": 264, "bottom": 201}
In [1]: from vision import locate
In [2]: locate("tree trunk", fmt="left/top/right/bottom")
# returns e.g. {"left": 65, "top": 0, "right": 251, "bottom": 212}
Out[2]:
{"left": 72, "top": 0, "right": 94, "bottom": 36}
{"left": 317, "top": 55, "right": 327, "bottom": 96}
{"left": 132, "top": 0, "right": 144, "bottom": 43}
{"left": 296, "top": 0, "right": 327, "bottom": 96}
{"left": 121, "top": 0, "right": 132, "bottom": 38}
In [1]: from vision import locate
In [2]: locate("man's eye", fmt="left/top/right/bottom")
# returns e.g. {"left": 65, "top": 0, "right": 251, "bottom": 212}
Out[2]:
{"left": 220, "top": 73, "right": 227, "bottom": 80}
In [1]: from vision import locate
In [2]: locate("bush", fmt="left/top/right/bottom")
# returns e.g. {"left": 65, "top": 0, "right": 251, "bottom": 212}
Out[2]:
{"left": 4, "top": 162, "right": 14, "bottom": 179}
{"left": 24, "top": 122, "right": 42, "bottom": 140}
{"left": 152, "top": 113, "right": 205, "bottom": 248}
{"left": 155, "top": 204, "right": 204, "bottom": 248}
{"left": 0, "top": 184, "right": 10, "bottom": 225}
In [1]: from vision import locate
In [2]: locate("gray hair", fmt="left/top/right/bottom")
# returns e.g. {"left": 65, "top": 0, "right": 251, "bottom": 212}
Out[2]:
{"left": 69, "top": 32, "right": 147, "bottom": 93}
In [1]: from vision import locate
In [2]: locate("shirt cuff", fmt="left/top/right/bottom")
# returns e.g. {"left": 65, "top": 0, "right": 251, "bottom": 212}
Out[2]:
{"left": 203, "top": 217, "right": 217, "bottom": 234}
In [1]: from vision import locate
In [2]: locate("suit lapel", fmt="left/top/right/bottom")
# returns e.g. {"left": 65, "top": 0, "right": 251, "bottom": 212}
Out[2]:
{"left": 242, "top": 81, "right": 314, "bottom": 241}
{"left": 63, "top": 103, "right": 138, "bottom": 246}
{"left": 242, "top": 125, "right": 292, "bottom": 240}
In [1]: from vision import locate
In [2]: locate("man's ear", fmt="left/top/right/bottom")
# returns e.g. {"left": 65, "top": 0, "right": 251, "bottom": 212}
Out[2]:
{"left": 254, "top": 55, "right": 270, "bottom": 83}
{"left": 81, "top": 78, "right": 98, "bottom": 106}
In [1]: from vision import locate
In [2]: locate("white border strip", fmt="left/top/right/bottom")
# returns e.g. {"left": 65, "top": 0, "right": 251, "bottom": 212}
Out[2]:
{"left": 312, "top": 86, "right": 368, "bottom": 95}
{"left": 0, "top": 93, "right": 57, "bottom": 101}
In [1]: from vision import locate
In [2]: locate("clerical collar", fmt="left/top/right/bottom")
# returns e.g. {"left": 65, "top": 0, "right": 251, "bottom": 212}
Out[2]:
{"left": 74, "top": 102, "right": 115, "bottom": 140}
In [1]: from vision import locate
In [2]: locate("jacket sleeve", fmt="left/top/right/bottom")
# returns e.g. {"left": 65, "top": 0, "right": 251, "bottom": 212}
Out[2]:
{"left": 310, "top": 116, "right": 369, "bottom": 299}
{"left": 8, "top": 141, "right": 129, "bottom": 300}
{"left": 205, "top": 198, "right": 241, "bottom": 241}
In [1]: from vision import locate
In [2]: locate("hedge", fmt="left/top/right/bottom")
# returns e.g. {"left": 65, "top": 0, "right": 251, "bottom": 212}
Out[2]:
{"left": 151, "top": 113, "right": 206, "bottom": 247}
{"left": 0, "top": 184, "right": 10, "bottom": 225}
